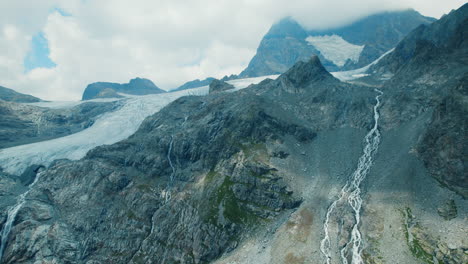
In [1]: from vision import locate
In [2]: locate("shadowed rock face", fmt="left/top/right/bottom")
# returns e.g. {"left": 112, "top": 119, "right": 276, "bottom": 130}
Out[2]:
{"left": 417, "top": 76, "right": 468, "bottom": 197}
{"left": 209, "top": 79, "right": 235, "bottom": 94}
{"left": 82, "top": 77, "right": 165, "bottom": 100}
{"left": 370, "top": 3, "right": 468, "bottom": 197}
{"left": 371, "top": 4, "right": 468, "bottom": 76}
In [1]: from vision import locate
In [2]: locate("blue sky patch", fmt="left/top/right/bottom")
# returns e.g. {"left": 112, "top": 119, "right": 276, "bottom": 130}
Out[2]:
{"left": 51, "top": 7, "right": 71, "bottom": 17}
{"left": 23, "top": 32, "right": 56, "bottom": 72}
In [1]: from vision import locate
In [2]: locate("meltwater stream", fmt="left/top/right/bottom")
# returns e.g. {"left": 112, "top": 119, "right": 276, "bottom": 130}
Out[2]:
{"left": 320, "top": 89, "right": 383, "bottom": 264}
{"left": 0, "top": 172, "right": 43, "bottom": 262}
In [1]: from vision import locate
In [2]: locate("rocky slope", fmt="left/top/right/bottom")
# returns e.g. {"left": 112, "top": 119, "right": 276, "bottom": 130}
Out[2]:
{"left": 370, "top": 4, "right": 468, "bottom": 77}
{"left": 82, "top": 77, "right": 165, "bottom": 100}
{"left": 372, "top": 3, "right": 468, "bottom": 198}
{"left": 240, "top": 10, "right": 434, "bottom": 78}
{"left": 0, "top": 86, "right": 41, "bottom": 103}
{"left": 0, "top": 56, "right": 379, "bottom": 263}
{"left": 0, "top": 5, "right": 467, "bottom": 264}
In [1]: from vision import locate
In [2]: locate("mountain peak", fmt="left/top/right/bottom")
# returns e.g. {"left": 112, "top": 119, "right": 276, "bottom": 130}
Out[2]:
{"left": 208, "top": 79, "right": 235, "bottom": 94}
{"left": 128, "top": 77, "right": 157, "bottom": 88}
{"left": 0, "top": 85, "right": 42, "bottom": 103}
{"left": 280, "top": 55, "right": 337, "bottom": 87}
{"left": 265, "top": 17, "right": 308, "bottom": 40}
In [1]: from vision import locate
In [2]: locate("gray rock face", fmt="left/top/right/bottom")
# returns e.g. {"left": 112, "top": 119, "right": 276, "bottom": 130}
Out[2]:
{"left": 209, "top": 79, "right": 235, "bottom": 94}
{"left": 417, "top": 76, "right": 468, "bottom": 197}
{"left": 371, "top": 4, "right": 468, "bottom": 76}
{"left": 309, "top": 9, "right": 436, "bottom": 69}
{"left": 82, "top": 77, "right": 165, "bottom": 100}
{"left": 369, "top": 3, "right": 468, "bottom": 197}
{"left": 240, "top": 10, "right": 435, "bottom": 78}
{"left": 239, "top": 17, "right": 332, "bottom": 77}
{"left": 0, "top": 86, "right": 41, "bottom": 103}
{"left": 0, "top": 100, "right": 120, "bottom": 149}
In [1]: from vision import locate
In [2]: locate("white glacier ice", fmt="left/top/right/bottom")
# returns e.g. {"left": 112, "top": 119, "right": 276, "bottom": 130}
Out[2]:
{"left": 0, "top": 76, "right": 278, "bottom": 175}
{"left": 25, "top": 97, "right": 123, "bottom": 109}
{"left": 306, "top": 35, "right": 365, "bottom": 67}
{"left": 331, "top": 48, "right": 394, "bottom": 82}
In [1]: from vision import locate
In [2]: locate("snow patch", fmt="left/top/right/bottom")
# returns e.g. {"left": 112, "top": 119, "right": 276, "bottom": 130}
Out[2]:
{"left": 331, "top": 48, "right": 394, "bottom": 81}
{"left": 229, "top": 75, "right": 279, "bottom": 91}
{"left": 306, "top": 35, "right": 364, "bottom": 67}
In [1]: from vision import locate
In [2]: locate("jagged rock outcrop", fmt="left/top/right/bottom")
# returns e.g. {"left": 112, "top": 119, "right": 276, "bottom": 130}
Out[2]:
{"left": 82, "top": 77, "right": 165, "bottom": 100}
{"left": 240, "top": 10, "right": 435, "bottom": 78}
{"left": 209, "top": 79, "right": 235, "bottom": 94}
{"left": 0, "top": 86, "right": 41, "bottom": 103}
{"left": 371, "top": 4, "right": 468, "bottom": 76}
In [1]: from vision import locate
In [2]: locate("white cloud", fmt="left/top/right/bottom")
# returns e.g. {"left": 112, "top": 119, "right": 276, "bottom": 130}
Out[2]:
{"left": 0, "top": 0, "right": 464, "bottom": 100}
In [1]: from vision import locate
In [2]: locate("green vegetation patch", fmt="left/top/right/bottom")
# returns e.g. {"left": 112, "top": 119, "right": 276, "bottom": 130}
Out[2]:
{"left": 401, "top": 207, "right": 436, "bottom": 264}
{"left": 204, "top": 175, "right": 261, "bottom": 227}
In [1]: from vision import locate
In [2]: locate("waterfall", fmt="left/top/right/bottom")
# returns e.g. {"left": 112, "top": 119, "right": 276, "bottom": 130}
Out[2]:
{"left": 0, "top": 171, "right": 43, "bottom": 263}
{"left": 320, "top": 89, "right": 383, "bottom": 264}
{"left": 163, "top": 136, "right": 176, "bottom": 202}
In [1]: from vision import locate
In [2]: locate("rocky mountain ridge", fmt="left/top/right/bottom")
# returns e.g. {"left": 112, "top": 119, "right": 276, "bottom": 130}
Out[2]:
{"left": 0, "top": 4, "right": 466, "bottom": 264}
{"left": 240, "top": 9, "right": 435, "bottom": 78}
{"left": 82, "top": 77, "right": 165, "bottom": 100}
{"left": 0, "top": 86, "right": 42, "bottom": 103}
{"left": 173, "top": 78, "right": 216, "bottom": 92}
{"left": 0, "top": 54, "right": 377, "bottom": 263}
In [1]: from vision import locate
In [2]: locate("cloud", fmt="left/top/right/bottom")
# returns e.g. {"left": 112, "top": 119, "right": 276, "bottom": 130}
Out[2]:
{"left": 0, "top": 0, "right": 464, "bottom": 100}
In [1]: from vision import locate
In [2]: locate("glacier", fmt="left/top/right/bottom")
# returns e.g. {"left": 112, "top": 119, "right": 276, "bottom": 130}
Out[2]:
{"left": 25, "top": 97, "right": 122, "bottom": 109}
{"left": 331, "top": 48, "right": 394, "bottom": 81}
{"left": 0, "top": 76, "right": 278, "bottom": 175}
{"left": 306, "top": 35, "right": 365, "bottom": 67}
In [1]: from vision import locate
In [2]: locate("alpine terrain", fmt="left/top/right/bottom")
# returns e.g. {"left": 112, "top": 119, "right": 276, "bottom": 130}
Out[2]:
{"left": 0, "top": 3, "right": 466, "bottom": 264}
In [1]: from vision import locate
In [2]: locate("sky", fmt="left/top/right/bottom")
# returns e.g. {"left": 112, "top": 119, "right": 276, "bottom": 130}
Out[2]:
{"left": 0, "top": 0, "right": 465, "bottom": 100}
